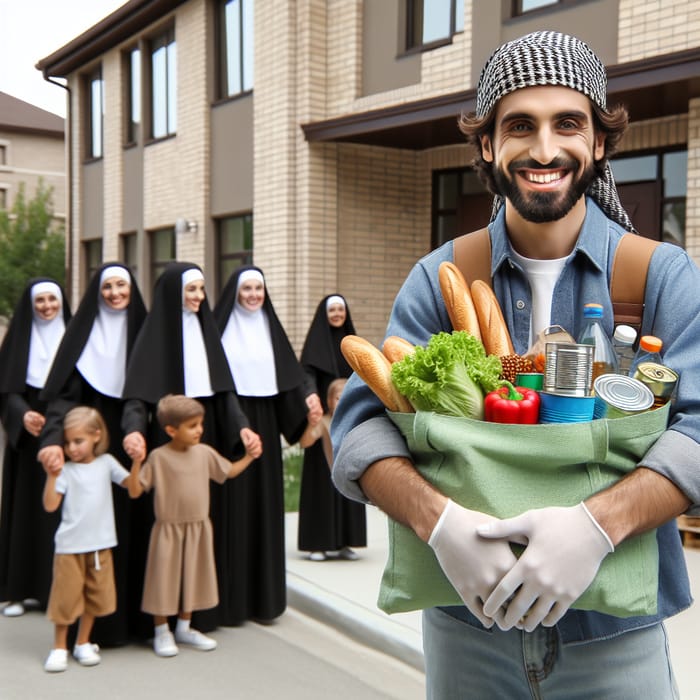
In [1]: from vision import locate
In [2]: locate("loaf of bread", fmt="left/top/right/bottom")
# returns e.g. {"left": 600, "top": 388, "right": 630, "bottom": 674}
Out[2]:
{"left": 438, "top": 262, "right": 482, "bottom": 341}
{"left": 470, "top": 280, "right": 515, "bottom": 357}
{"left": 341, "top": 335, "right": 413, "bottom": 412}
{"left": 382, "top": 336, "right": 415, "bottom": 364}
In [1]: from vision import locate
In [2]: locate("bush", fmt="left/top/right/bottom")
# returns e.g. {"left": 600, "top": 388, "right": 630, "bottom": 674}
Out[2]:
{"left": 283, "top": 444, "right": 303, "bottom": 513}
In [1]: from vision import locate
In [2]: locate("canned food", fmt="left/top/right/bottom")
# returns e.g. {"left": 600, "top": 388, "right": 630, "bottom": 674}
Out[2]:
{"left": 593, "top": 374, "right": 654, "bottom": 418}
{"left": 633, "top": 362, "right": 679, "bottom": 407}
{"left": 544, "top": 342, "right": 593, "bottom": 396}
{"left": 515, "top": 372, "right": 544, "bottom": 390}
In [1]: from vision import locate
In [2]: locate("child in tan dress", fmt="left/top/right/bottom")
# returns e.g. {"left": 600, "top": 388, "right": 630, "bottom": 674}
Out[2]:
{"left": 129, "top": 394, "right": 262, "bottom": 657}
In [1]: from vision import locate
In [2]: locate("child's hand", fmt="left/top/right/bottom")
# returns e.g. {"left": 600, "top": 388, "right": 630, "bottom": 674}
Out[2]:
{"left": 38, "top": 445, "right": 64, "bottom": 475}
{"left": 306, "top": 393, "right": 323, "bottom": 425}
{"left": 123, "top": 431, "right": 147, "bottom": 461}
{"left": 240, "top": 428, "right": 262, "bottom": 459}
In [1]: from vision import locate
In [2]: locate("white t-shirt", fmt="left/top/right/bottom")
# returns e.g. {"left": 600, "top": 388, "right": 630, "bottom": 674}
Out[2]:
{"left": 511, "top": 249, "right": 568, "bottom": 348}
{"left": 54, "top": 453, "right": 129, "bottom": 554}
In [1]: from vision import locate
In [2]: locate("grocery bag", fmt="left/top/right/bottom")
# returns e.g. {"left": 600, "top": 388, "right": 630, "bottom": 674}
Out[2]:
{"left": 380, "top": 403, "right": 670, "bottom": 617}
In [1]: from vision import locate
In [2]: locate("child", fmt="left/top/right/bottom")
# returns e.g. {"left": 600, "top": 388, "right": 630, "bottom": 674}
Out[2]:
{"left": 128, "top": 394, "right": 262, "bottom": 657}
{"left": 297, "top": 379, "right": 366, "bottom": 562}
{"left": 42, "top": 406, "right": 131, "bottom": 673}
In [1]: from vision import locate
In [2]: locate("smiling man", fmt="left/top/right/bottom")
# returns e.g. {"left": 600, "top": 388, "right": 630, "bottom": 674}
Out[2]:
{"left": 331, "top": 31, "right": 700, "bottom": 698}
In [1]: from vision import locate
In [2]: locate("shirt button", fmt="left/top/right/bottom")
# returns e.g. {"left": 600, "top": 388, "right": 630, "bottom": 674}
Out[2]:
{"left": 516, "top": 300, "right": 526, "bottom": 310}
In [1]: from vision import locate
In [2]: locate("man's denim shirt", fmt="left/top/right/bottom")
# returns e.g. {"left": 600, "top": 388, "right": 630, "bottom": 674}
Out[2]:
{"left": 332, "top": 199, "right": 698, "bottom": 644}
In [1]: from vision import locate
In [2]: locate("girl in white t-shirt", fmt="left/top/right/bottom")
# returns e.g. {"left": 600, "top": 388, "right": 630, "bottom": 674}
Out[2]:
{"left": 42, "top": 406, "right": 132, "bottom": 673}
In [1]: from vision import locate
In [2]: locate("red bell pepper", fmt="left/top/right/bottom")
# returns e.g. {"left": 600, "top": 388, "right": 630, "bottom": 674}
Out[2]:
{"left": 484, "top": 383, "right": 540, "bottom": 424}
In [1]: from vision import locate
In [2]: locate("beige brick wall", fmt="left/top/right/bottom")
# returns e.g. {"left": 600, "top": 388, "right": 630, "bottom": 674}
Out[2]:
{"left": 619, "top": 0, "right": 700, "bottom": 62}
{"left": 102, "top": 52, "right": 123, "bottom": 262}
{"left": 686, "top": 99, "right": 700, "bottom": 262}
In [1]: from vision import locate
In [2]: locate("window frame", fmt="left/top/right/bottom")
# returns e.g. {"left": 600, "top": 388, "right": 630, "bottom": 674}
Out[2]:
{"left": 148, "top": 26, "right": 177, "bottom": 142}
{"left": 404, "top": 0, "right": 464, "bottom": 54}
{"left": 149, "top": 227, "right": 176, "bottom": 286}
{"left": 82, "top": 239, "right": 104, "bottom": 293}
{"left": 216, "top": 213, "right": 253, "bottom": 294}
{"left": 120, "top": 231, "right": 139, "bottom": 277}
{"left": 124, "top": 45, "right": 142, "bottom": 146}
{"left": 217, "top": 0, "right": 254, "bottom": 101}
{"left": 85, "top": 66, "right": 104, "bottom": 160}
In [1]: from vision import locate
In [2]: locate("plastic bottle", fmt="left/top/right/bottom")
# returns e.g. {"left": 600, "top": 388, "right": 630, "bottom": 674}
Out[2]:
{"left": 613, "top": 324, "right": 637, "bottom": 376}
{"left": 628, "top": 335, "right": 663, "bottom": 377}
{"left": 577, "top": 303, "right": 619, "bottom": 381}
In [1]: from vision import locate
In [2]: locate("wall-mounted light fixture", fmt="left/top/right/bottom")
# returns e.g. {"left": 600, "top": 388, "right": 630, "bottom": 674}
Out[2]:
{"left": 175, "top": 217, "right": 198, "bottom": 234}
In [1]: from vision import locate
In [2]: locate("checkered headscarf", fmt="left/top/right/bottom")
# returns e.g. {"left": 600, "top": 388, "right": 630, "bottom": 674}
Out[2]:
{"left": 478, "top": 31, "right": 634, "bottom": 232}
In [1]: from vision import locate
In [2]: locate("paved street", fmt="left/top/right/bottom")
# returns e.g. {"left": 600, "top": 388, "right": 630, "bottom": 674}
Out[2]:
{"left": 0, "top": 605, "right": 424, "bottom": 700}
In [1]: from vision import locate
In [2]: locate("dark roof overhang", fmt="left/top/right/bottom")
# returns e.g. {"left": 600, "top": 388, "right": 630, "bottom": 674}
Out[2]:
{"left": 36, "top": 0, "right": 187, "bottom": 79}
{"left": 302, "top": 47, "right": 700, "bottom": 150}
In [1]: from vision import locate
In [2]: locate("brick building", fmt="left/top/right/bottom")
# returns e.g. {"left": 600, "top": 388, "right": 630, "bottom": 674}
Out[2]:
{"left": 0, "top": 92, "right": 65, "bottom": 221}
{"left": 37, "top": 0, "right": 700, "bottom": 348}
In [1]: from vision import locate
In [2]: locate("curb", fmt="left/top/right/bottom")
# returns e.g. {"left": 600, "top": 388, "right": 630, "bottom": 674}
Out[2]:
{"left": 287, "top": 570, "right": 425, "bottom": 672}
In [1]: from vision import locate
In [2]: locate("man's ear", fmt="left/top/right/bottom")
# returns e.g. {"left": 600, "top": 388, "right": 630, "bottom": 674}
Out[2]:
{"left": 480, "top": 134, "right": 494, "bottom": 163}
{"left": 594, "top": 131, "right": 606, "bottom": 161}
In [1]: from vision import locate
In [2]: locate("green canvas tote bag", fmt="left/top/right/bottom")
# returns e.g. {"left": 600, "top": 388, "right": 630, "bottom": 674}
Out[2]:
{"left": 380, "top": 403, "right": 670, "bottom": 618}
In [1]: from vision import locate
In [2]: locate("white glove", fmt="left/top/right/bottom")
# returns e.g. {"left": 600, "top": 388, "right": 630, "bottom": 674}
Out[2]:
{"left": 428, "top": 499, "right": 519, "bottom": 628}
{"left": 477, "top": 502, "right": 614, "bottom": 632}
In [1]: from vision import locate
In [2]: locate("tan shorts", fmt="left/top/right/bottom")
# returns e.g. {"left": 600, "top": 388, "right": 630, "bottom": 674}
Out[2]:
{"left": 47, "top": 550, "right": 116, "bottom": 625}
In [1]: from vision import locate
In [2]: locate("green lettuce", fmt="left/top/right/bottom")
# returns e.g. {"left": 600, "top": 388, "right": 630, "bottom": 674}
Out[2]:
{"left": 390, "top": 331, "right": 503, "bottom": 419}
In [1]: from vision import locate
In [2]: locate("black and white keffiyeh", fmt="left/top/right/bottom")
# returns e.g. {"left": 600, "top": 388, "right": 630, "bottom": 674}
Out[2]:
{"left": 478, "top": 31, "right": 634, "bottom": 232}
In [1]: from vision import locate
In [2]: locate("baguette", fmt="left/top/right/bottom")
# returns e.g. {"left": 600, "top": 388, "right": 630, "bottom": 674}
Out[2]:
{"left": 470, "top": 279, "right": 515, "bottom": 356}
{"left": 341, "top": 335, "right": 414, "bottom": 413}
{"left": 438, "top": 262, "right": 482, "bottom": 341}
{"left": 382, "top": 336, "right": 415, "bottom": 364}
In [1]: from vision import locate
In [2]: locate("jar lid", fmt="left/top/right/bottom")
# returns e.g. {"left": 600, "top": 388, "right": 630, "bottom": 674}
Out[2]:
{"left": 583, "top": 303, "right": 603, "bottom": 318}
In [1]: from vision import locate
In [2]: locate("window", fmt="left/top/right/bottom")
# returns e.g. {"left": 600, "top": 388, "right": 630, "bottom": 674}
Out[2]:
{"left": 126, "top": 47, "right": 141, "bottom": 144}
{"left": 0, "top": 143, "right": 6, "bottom": 166}
{"left": 218, "top": 0, "right": 254, "bottom": 98}
{"left": 83, "top": 239, "right": 103, "bottom": 291}
{"left": 0, "top": 188, "right": 7, "bottom": 209}
{"left": 150, "top": 28, "right": 177, "bottom": 139}
{"left": 86, "top": 67, "right": 104, "bottom": 159}
{"left": 217, "top": 214, "right": 253, "bottom": 291}
{"left": 611, "top": 149, "right": 687, "bottom": 247}
{"left": 150, "top": 227, "right": 176, "bottom": 283}
{"left": 120, "top": 232, "right": 138, "bottom": 276}
{"left": 406, "top": 0, "right": 464, "bottom": 51}
{"left": 512, "top": 0, "right": 560, "bottom": 14}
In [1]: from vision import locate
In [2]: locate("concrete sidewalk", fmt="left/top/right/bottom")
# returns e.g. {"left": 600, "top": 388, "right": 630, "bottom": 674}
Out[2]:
{"left": 285, "top": 506, "right": 700, "bottom": 698}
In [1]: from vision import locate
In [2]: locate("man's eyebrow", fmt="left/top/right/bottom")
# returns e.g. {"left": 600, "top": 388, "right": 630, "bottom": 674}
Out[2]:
{"left": 499, "top": 109, "right": 590, "bottom": 125}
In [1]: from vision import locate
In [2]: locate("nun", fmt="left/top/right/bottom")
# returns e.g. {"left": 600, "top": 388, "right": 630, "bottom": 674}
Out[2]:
{"left": 214, "top": 266, "right": 320, "bottom": 625}
{"left": 297, "top": 294, "right": 367, "bottom": 561}
{"left": 0, "top": 279, "right": 70, "bottom": 616}
{"left": 37, "top": 263, "right": 147, "bottom": 645}
{"left": 121, "top": 262, "right": 261, "bottom": 632}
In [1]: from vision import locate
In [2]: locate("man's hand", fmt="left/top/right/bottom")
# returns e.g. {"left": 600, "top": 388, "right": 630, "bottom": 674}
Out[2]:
{"left": 122, "top": 431, "right": 147, "bottom": 462}
{"left": 23, "top": 410, "right": 46, "bottom": 437}
{"left": 240, "top": 427, "right": 262, "bottom": 459}
{"left": 429, "top": 499, "right": 518, "bottom": 628}
{"left": 37, "top": 445, "right": 64, "bottom": 475}
{"left": 477, "top": 502, "right": 614, "bottom": 632}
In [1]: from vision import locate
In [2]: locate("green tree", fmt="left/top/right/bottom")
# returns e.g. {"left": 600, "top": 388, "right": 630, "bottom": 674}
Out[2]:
{"left": 0, "top": 180, "right": 66, "bottom": 318}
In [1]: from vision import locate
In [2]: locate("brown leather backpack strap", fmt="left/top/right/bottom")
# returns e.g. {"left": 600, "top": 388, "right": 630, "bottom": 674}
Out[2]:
{"left": 610, "top": 233, "right": 660, "bottom": 330}
{"left": 452, "top": 227, "right": 492, "bottom": 286}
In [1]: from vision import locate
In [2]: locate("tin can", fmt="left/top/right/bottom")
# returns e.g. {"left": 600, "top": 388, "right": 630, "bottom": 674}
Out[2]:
{"left": 515, "top": 372, "right": 544, "bottom": 390}
{"left": 633, "top": 362, "right": 679, "bottom": 407}
{"left": 593, "top": 374, "right": 654, "bottom": 418}
{"left": 544, "top": 342, "right": 593, "bottom": 396}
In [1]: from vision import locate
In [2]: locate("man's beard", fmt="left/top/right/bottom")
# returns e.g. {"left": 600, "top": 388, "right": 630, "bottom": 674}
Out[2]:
{"left": 492, "top": 157, "right": 598, "bottom": 223}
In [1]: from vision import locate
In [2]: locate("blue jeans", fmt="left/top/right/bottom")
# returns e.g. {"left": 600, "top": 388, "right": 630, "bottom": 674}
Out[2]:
{"left": 423, "top": 607, "right": 679, "bottom": 699}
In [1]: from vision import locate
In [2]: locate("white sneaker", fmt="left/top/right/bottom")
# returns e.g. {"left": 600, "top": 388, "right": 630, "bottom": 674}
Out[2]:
{"left": 73, "top": 642, "right": 101, "bottom": 666}
{"left": 154, "top": 629, "right": 178, "bottom": 657}
{"left": 339, "top": 547, "right": 359, "bottom": 561}
{"left": 3, "top": 602, "right": 25, "bottom": 617}
{"left": 44, "top": 648, "right": 68, "bottom": 673}
{"left": 308, "top": 551, "right": 326, "bottom": 562}
{"left": 174, "top": 627, "right": 217, "bottom": 651}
